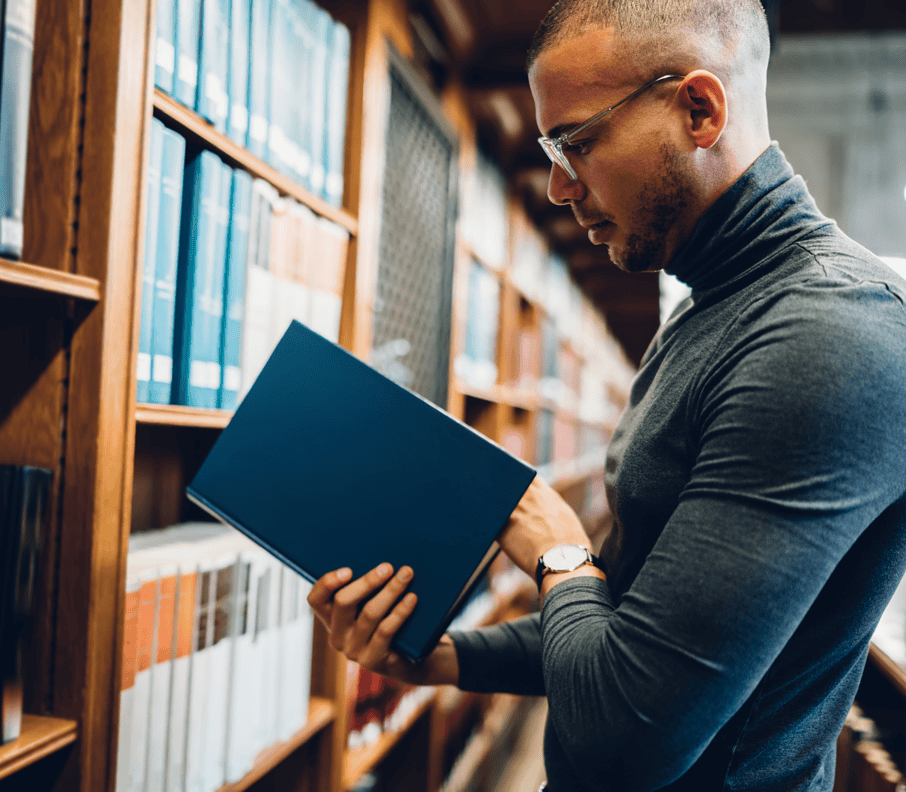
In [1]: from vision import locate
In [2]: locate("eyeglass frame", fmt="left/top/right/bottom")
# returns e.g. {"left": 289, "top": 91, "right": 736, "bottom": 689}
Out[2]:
{"left": 537, "top": 73, "right": 685, "bottom": 181}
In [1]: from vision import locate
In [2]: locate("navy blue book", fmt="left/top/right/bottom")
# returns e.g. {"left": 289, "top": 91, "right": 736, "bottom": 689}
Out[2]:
{"left": 187, "top": 321, "right": 536, "bottom": 663}
{"left": 0, "top": 0, "right": 36, "bottom": 259}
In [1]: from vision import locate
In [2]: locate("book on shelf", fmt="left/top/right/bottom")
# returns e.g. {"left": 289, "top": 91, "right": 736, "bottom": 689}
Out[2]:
{"left": 0, "top": 465, "right": 52, "bottom": 745}
{"left": 305, "top": 2, "right": 331, "bottom": 197}
{"left": 198, "top": 0, "right": 231, "bottom": 133}
{"left": 187, "top": 320, "right": 537, "bottom": 663}
{"left": 227, "top": 0, "right": 252, "bottom": 146}
{"left": 149, "top": 125, "right": 187, "bottom": 404}
{"left": 173, "top": 150, "right": 231, "bottom": 409}
{"left": 0, "top": 0, "right": 37, "bottom": 259}
{"left": 174, "top": 0, "right": 201, "bottom": 108}
{"left": 267, "top": 0, "right": 293, "bottom": 177}
{"left": 454, "top": 258, "right": 500, "bottom": 391}
{"left": 138, "top": 120, "right": 165, "bottom": 403}
{"left": 154, "top": 0, "right": 177, "bottom": 94}
{"left": 323, "top": 16, "right": 350, "bottom": 207}
{"left": 119, "top": 523, "right": 314, "bottom": 792}
{"left": 246, "top": 0, "right": 271, "bottom": 160}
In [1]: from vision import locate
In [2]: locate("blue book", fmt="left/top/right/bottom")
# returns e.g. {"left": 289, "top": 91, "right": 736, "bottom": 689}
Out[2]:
{"left": 198, "top": 0, "right": 231, "bottom": 131}
{"left": 0, "top": 0, "right": 36, "bottom": 259}
{"left": 137, "top": 120, "right": 166, "bottom": 403}
{"left": 226, "top": 0, "right": 252, "bottom": 146}
{"left": 173, "top": 151, "right": 230, "bottom": 408}
{"left": 219, "top": 169, "right": 253, "bottom": 411}
{"left": 304, "top": 1, "right": 330, "bottom": 197}
{"left": 267, "top": 0, "right": 292, "bottom": 175}
{"left": 149, "top": 127, "right": 187, "bottom": 404}
{"left": 187, "top": 321, "right": 536, "bottom": 663}
{"left": 246, "top": 0, "right": 271, "bottom": 160}
{"left": 322, "top": 18, "right": 350, "bottom": 207}
{"left": 155, "top": 0, "right": 177, "bottom": 93}
{"left": 174, "top": 0, "right": 201, "bottom": 107}
{"left": 286, "top": 0, "right": 310, "bottom": 185}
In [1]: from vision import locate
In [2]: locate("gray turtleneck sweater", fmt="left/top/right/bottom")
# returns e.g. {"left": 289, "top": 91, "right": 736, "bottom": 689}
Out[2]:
{"left": 449, "top": 144, "right": 906, "bottom": 791}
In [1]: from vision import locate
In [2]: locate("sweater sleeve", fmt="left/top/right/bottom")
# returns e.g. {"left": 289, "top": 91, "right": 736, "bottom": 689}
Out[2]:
{"left": 448, "top": 612, "right": 545, "bottom": 695}
{"left": 538, "top": 282, "right": 906, "bottom": 790}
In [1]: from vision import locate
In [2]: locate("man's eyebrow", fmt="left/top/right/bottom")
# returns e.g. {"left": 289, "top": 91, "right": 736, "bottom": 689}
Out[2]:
{"left": 543, "top": 121, "right": 581, "bottom": 141}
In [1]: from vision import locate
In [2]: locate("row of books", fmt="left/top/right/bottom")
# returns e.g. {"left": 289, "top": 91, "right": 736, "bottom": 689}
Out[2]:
{"left": 0, "top": 0, "right": 37, "bottom": 260}
{"left": 835, "top": 705, "right": 905, "bottom": 792}
{"left": 461, "top": 147, "right": 509, "bottom": 272}
{"left": 137, "top": 119, "right": 349, "bottom": 410}
{"left": 154, "top": 0, "right": 350, "bottom": 207}
{"left": 0, "top": 465, "right": 52, "bottom": 745}
{"left": 118, "top": 522, "right": 314, "bottom": 792}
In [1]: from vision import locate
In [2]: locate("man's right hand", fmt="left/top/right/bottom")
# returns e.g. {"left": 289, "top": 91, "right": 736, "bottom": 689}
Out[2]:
{"left": 307, "top": 563, "right": 460, "bottom": 687}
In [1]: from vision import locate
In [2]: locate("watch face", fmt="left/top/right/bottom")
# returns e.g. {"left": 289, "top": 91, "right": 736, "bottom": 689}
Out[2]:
{"left": 543, "top": 544, "right": 589, "bottom": 572}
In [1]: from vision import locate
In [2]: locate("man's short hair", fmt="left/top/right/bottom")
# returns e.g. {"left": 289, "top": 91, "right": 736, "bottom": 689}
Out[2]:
{"left": 526, "top": 0, "right": 771, "bottom": 80}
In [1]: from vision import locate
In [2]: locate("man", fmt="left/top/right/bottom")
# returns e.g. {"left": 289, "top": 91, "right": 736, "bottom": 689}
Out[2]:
{"left": 309, "top": 0, "right": 906, "bottom": 788}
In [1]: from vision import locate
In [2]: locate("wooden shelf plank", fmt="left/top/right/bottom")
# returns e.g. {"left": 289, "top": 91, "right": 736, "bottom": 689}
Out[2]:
{"left": 0, "top": 715, "right": 78, "bottom": 781}
{"left": 343, "top": 692, "right": 436, "bottom": 789}
{"left": 217, "top": 697, "right": 336, "bottom": 792}
{"left": 868, "top": 642, "right": 906, "bottom": 700}
{"left": 0, "top": 258, "right": 101, "bottom": 302}
{"left": 135, "top": 403, "right": 233, "bottom": 429}
{"left": 153, "top": 89, "right": 358, "bottom": 237}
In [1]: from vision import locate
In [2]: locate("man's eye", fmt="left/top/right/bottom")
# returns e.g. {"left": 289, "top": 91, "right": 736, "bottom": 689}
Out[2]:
{"left": 563, "top": 140, "right": 591, "bottom": 156}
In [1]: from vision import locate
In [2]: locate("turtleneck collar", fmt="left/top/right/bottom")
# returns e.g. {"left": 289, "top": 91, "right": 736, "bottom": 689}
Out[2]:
{"left": 665, "top": 143, "right": 834, "bottom": 294}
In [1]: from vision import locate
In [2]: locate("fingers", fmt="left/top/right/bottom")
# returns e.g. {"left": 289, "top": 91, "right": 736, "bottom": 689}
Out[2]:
{"left": 307, "top": 567, "right": 353, "bottom": 627}
{"left": 331, "top": 564, "right": 415, "bottom": 656}
{"left": 357, "top": 591, "right": 418, "bottom": 668}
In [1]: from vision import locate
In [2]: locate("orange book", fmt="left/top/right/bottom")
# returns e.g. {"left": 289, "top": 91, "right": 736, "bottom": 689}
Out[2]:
{"left": 114, "top": 582, "right": 140, "bottom": 792}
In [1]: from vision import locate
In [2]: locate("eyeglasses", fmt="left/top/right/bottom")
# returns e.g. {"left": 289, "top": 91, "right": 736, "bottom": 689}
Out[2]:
{"left": 537, "top": 73, "right": 685, "bottom": 181}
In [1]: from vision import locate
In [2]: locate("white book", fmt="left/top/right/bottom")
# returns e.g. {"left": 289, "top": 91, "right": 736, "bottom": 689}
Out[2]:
{"left": 202, "top": 550, "right": 241, "bottom": 792}
{"left": 278, "top": 571, "right": 314, "bottom": 740}
{"left": 127, "top": 560, "right": 162, "bottom": 792}
{"left": 261, "top": 562, "right": 284, "bottom": 750}
{"left": 225, "top": 544, "right": 268, "bottom": 781}
{"left": 308, "top": 218, "right": 347, "bottom": 343}
{"left": 115, "top": 575, "right": 142, "bottom": 792}
{"left": 247, "top": 553, "right": 280, "bottom": 760}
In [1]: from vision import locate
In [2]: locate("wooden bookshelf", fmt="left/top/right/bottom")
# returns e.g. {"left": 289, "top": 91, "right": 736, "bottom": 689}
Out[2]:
{"left": 867, "top": 642, "right": 906, "bottom": 700}
{"left": 152, "top": 90, "right": 358, "bottom": 237}
{"left": 0, "top": 716, "right": 78, "bottom": 782}
{"left": 217, "top": 697, "right": 336, "bottom": 792}
{"left": 0, "top": 258, "right": 101, "bottom": 302}
{"left": 134, "top": 402, "right": 233, "bottom": 429}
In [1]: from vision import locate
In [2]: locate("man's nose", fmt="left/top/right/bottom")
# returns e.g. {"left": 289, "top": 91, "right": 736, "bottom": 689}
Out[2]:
{"left": 547, "top": 162, "right": 585, "bottom": 205}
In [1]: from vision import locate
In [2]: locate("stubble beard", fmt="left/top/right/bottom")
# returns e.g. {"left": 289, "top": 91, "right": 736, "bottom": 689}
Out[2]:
{"left": 609, "top": 143, "right": 690, "bottom": 274}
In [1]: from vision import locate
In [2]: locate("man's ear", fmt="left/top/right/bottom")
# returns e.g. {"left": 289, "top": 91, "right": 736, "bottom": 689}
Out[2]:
{"left": 677, "top": 70, "right": 728, "bottom": 150}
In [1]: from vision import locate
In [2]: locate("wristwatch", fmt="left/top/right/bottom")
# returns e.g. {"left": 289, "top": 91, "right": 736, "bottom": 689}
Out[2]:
{"left": 535, "top": 544, "right": 597, "bottom": 590}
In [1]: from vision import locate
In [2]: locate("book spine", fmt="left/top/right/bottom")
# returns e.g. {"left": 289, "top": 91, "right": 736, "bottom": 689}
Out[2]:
{"left": 197, "top": 0, "right": 231, "bottom": 131}
{"left": 149, "top": 128, "right": 187, "bottom": 404}
{"left": 128, "top": 570, "right": 159, "bottom": 792}
{"left": 0, "top": 0, "right": 37, "bottom": 259}
{"left": 155, "top": 0, "right": 178, "bottom": 93}
{"left": 224, "top": 554, "right": 253, "bottom": 782}
{"left": 267, "top": 0, "right": 291, "bottom": 175}
{"left": 247, "top": 557, "right": 276, "bottom": 761}
{"left": 146, "top": 569, "right": 178, "bottom": 792}
{"left": 309, "top": 218, "right": 348, "bottom": 343}
{"left": 289, "top": 0, "right": 312, "bottom": 186}
{"left": 260, "top": 562, "right": 283, "bottom": 750}
{"left": 165, "top": 565, "right": 197, "bottom": 792}
{"left": 202, "top": 554, "right": 238, "bottom": 792}
{"left": 323, "top": 17, "right": 350, "bottom": 207}
{"left": 115, "top": 580, "right": 141, "bottom": 792}
{"left": 173, "top": 150, "right": 225, "bottom": 408}
{"left": 246, "top": 0, "right": 271, "bottom": 160}
{"left": 184, "top": 562, "right": 215, "bottom": 792}
{"left": 226, "top": 0, "right": 251, "bottom": 146}
{"left": 138, "top": 120, "right": 165, "bottom": 403}
{"left": 219, "top": 169, "right": 252, "bottom": 411}
{"left": 174, "top": 0, "right": 201, "bottom": 107}
{"left": 305, "top": 4, "right": 329, "bottom": 197}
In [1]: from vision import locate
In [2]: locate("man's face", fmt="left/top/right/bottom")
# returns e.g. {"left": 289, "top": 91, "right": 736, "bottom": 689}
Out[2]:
{"left": 529, "top": 28, "right": 694, "bottom": 274}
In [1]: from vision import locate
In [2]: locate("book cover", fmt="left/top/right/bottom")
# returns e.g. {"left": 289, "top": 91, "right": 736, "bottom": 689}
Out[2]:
{"left": 323, "top": 17, "right": 350, "bottom": 207}
{"left": 246, "top": 0, "right": 271, "bottom": 160}
{"left": 197, "top": 0, "right": 230, "bottom": 132}
{"left": 155, "top": 0, "right": 177, "bottom": 93}
{"left": 149, "top": 127, "right": 187, "bottom": 404}
{"left": 0, "top": 0, "right": 37, "bottom": 259}
{"left": 174, "top": 0, "right": 201, "bottom": 108}
{"left": 219, "top": 169, "right": 252, "bottom": 411}
{"left": 138, "top": 119, "right": 165, "bottom": 403}
{"left": 187, "top": 321, "right": 536, "bottom": 662}
{"left": 226, "top": 0, "right": 251, "bottom": 146}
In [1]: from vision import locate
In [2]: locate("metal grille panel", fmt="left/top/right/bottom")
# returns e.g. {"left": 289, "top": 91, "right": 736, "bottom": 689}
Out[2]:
{"left": 371, "top": 64, "right": 457, "bottom": 408}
